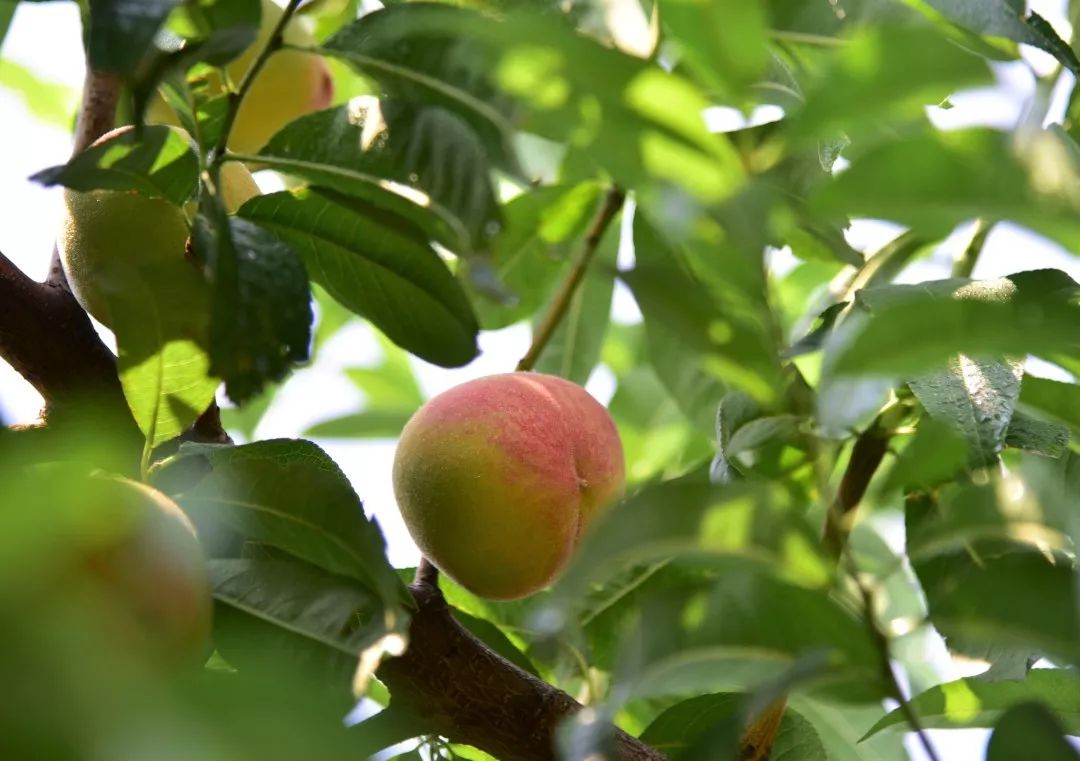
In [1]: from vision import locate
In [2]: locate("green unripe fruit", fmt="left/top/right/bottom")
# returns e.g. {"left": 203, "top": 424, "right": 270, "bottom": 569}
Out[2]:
{"left": 57, "top": 126, "right": 258, "bottom": 329}
{"left": 147, "top": 0, "right": 334, "bottom": 154}
{"left": 393, "top": 373, "right": 625, "bottom": 600}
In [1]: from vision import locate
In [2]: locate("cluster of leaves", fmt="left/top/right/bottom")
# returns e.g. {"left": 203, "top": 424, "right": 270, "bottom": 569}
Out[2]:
{"left": 8, "top": 0, "right": 1080, "bottom": 758}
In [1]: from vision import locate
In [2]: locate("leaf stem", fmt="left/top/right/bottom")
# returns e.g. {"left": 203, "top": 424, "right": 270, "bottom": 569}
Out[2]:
{"left": 414, "top": 557, "right": 439, "bottom": 588}
{"left": 516, "top": 186, "right": 625, "bottom": 372}
{"left": 768, "top": 30, "right": 848, "bottom": 47}
{"left": 821, "top": 419, "right": 891, "bottom": 560}
{"left": 951, "top": 219, "right": 994, "bottom": 279}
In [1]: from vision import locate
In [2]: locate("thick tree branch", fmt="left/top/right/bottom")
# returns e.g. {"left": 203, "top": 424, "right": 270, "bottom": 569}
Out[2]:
{"left": 0, "top": 250, "right": 128, "bottom": 419}
{"left": 379, "top": 576, "right": 667, "bottom": 761}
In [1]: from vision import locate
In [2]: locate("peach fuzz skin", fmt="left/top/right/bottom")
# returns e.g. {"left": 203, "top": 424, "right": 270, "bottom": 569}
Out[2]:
{"left": 392, "top": 373, "right": 625, "bottom": 600}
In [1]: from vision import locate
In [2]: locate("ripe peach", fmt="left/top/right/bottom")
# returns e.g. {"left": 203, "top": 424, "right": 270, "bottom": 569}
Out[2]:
{"left": 392, "top": 373, "right": 625, "bottom": 600}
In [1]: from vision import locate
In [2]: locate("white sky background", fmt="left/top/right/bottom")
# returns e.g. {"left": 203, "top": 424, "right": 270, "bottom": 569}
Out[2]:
{"left": 2, "top": 2, "right": 1080, "bottom": 758}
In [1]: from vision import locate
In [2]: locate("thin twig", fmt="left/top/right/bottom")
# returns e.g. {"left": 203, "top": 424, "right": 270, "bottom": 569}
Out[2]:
{"left": 742, "top": 415, "right": 893, "bottom": 756}
{"left": 951, "top": 219, "right": 994, "bottom": 279}
{"left": 516, "top": 186, "right": 625, "bottom": 372}
{"left": 847, "top": 560, "right": 942, "bottom": 761}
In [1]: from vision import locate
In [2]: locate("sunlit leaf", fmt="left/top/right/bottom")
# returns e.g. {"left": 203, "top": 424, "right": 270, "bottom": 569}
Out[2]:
{"left": 32, "top": 123, "right": 198, "bottom": 204}
{"left": 865, "top": 668, "right": 1080, "bottom": 737}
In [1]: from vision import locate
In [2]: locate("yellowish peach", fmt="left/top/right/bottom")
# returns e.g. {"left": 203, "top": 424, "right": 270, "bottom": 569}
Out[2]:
{"left": 58, "top": 126, "right": 258, "bottom": 328}
{"left": 147, "top": 0, "right": 333, "bottom": 154}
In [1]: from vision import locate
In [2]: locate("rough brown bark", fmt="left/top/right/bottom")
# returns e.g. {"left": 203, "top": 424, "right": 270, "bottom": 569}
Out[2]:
{"left": 380, "top": 575, "right": 667, "bottom": 761}
{"left": 0, "top": 250, "right": 129, "bottom": 421}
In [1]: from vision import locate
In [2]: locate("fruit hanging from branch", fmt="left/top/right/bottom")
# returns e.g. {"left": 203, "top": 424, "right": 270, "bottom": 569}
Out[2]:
{"left": 57, "top": 125, "right": 258, "bottom": 329}
{"left": 393, "top": 372, "right": 625, "bottom": 600}
{"left": 147, "top": 0, "right": 334, "bottom": 155}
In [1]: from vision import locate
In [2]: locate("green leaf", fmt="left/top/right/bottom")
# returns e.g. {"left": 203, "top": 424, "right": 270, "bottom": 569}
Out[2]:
{"left": 1019, "top": 375, "right": 1080, "bottom": 438}
{"left": 0, "top": 4, "right": 14, "bottom": 49}
{"left": 640, "top": 693, "right": 826, "bottom": 761}
{"left": 916, "top": 550, "right": 1080, "bottom": 666}
{"left": 237, "top": 187, "right": 479, "bottom": 368}
{"left": 710, "top": 392, "right": 806, "bottom": 484}
{"left": 916, "top": 1, "right": 1080, "bottom": 75}
{"left": 0, "top": 58, "right": 78, "bottom": 128}
{"left": 86, "top": 0, "right": 179, "bottom": 77}
{"left": 321, "top": 4, "right": 519, "bottom": 168}
{"left": 852, "top": 279, "right": 1026, "bottom": 465}
{"left": 710, "top": 390, "right": 762, "bottom": 483}
{"left": 826, "top": 274, "right": 1080, "bottom": 379}
{"left": 1004, "top": 411, "right": 1070, "bottom": 458}
{"left": 627, "top": 216, "right": 778, "bottom": 430}
{"left": 110, "top": 282, "right": 219, "bottom": 449}
{"left": 324, "top": 4, "right": 744, "bottom": 201}
{"left": 194, "top": 211, "right": 313, "bottom": 404}
{"left": 543, "top": 484, "right": 872, "bottom": 703}
{"left": 549, "top": 480, "right": 831, "bottom": 609}
{"left": 908, "top": 355, "right": 1023, "bottom": 467}
{"left": 533, "top": 211, "right": 619, "bottom": 384}
{"left": 658, "top": 0, "right": 769, "bottom": 97}
{"left": 865, "top": 668, "right": 1080, "bottom": 737}
{"left": 31, "top": 124, "right": 198, "bottom": 204}
{"left": 788, "top": 695, "right": 908, "bottom": 761}
{"left": 305, "top": 409, "right": 413, "bottom": 439}
{"left": 167, "top": 439, "right": 409, "bottom": 612}
{"left": 988, "top": 702, "right": 1080, "bottom": 761}
{"left": 907, "top": 481, "right": 1069, "bottom": 564}
{"left": 209, "top": 558, "right": 387, "bottom": 682}
{"left": 791, "top": 24, "right": 991, "bottom": 141}
{"left": 606, "top": 573, "right": 884, "bottom": 702}
{"left": 251, "top": 104, "right": 495, "bottom": 253}
{"left": 880, "top": 417, "right": 969, "bottom": 493}
{"left": 176, "top": 0, "right": 261, "bottom": 66}
{"left": 811, "top": 128, "right": 1080, "bottom": 251}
